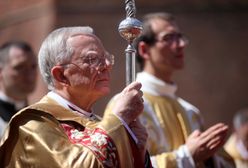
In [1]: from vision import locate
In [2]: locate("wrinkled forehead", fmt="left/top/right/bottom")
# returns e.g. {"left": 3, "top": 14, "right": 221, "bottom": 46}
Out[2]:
{"left": 67, "top": 34, "right": 105, "bottom": 54}
{"left": 150, "top": 18, "right": 180, "bottom": 35}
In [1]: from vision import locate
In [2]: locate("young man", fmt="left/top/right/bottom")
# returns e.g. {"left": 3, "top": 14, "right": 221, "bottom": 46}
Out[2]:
{"left": 105, "top": 12, "right": 234, "bottom": 168}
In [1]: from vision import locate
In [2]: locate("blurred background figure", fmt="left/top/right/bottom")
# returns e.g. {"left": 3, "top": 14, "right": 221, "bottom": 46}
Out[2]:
{"left": 225, "top": 108, "right": 248, "bottom": 168}
{"left": 133, "top": 12, "right": 234, "bottom": 168}
{"left": 0, "top": 41, "right": 38, "bottom": 137}
{"left": 105, "top": 12, "right": 234, "bottom": 168}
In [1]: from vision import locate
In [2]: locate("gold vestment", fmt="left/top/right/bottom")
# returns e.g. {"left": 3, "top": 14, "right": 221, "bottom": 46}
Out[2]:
{"left": 105, "top": 72, "right": 235, "bottom": 168}
{"left": 105, "top": 92, "right": 202, "bottom": 167}
{"left": 225, "top": 134, "right": 248, "bottom": 168}
{"left": 0, "top": 95, "right": 135, "bottom": 168}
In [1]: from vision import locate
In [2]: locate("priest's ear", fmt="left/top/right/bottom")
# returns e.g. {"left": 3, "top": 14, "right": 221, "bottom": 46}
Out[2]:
{"left": 51, "top": 65, "right": 69, "bottom": 86}
{"left": 137, "top": 41, "right": 150, "bottom": 60}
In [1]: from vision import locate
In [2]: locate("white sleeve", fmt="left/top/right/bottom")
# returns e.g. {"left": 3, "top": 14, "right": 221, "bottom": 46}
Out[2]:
{"left": 150, "top": 145, "right": 196, "bottom": 168}
{"left": 113, "top": 113, "right": 138, "bottom": 144}
{"left": 0, "top": 117, "right": 7, "bottom": 138}
{"left": 150, "top": 155, "right": 158, "bottom": 168}
{"left": 174, "top": 145, "right": 196, "bottom": 168}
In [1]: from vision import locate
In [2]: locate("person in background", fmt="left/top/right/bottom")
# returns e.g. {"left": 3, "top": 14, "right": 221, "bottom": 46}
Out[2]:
{"left": 225, "top": 108, "right": 248, "bottom": 168}
{"left": 0, "top": 26, "right": 151, "bottom": 168}
{"left": 0, "top": 41, "right": 37, "bottom": 137}
{"left": 105, "top": 12, "right": 234, "bottom": 168}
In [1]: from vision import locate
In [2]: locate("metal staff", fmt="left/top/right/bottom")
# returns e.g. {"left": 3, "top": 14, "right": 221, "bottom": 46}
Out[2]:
{"left": 119, "top": 4, "right": 153, "bottom": 167}
{"left": 118, "top": 0, "right": 143, "bottom": 85}
{"left": 118, "top": 0, "right": 143, "bottom": 144}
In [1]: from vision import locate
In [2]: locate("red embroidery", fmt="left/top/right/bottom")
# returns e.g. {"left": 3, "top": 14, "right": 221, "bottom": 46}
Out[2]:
{"left": 61, "top": 123, "right": 119, "bottom": 168}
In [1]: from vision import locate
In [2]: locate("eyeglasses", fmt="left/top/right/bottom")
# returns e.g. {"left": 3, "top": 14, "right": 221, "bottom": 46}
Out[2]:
{"left": 156, "top": 32, "right": 189, "bottom": 45}
{"left": 60, "top": 52, "right": 114, "bottom": 70}
{"left": 81, "top": 52, "right": 114, "bottom": 69}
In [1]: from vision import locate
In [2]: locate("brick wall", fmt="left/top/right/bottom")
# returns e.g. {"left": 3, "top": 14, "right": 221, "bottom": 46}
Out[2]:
{"left": 0, "top": 0, "right": 248, "bottom": 129}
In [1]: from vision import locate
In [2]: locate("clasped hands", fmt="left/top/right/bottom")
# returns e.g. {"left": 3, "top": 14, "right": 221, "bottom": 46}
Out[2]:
{"left": 186, "top": 123, "right": 228, "bottom": 163}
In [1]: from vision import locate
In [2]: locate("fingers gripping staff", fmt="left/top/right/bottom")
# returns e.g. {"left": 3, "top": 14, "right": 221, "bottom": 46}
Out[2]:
{"left": 112, "top": 82, "right": 144, "bottom": 143}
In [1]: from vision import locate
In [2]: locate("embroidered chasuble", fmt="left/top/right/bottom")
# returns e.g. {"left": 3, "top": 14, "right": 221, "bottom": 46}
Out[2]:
{"left": 0, "top": 95, "right": 136, "bottom": 168}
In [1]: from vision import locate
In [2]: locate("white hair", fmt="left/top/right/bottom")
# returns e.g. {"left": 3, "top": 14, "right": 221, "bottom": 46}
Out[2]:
{"left": 38, "top": 26, "right": 94, "bottom": 90}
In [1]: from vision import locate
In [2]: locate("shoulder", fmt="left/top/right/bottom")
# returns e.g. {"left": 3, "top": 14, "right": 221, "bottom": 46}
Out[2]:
{"left": 177, "top": 98, "right": 200, "bottom": 114}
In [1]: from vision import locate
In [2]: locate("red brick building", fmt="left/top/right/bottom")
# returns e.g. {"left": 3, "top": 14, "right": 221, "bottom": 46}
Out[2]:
{"left": 0, "top": 0, "right": 248, "bottom": 129}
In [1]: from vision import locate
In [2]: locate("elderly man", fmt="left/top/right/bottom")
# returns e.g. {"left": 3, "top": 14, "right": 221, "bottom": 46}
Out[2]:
{"left": 225, "top": 108, "right": 248, "bottom": 168}
{"left": 0, "top": 26, "right": 149, "bottom": 167}
{"left": 0, "top": 41, "right": 37, "bottom": 137}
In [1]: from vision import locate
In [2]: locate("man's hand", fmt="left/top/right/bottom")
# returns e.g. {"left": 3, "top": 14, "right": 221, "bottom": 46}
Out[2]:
{"left": 129, "top": 120, "right": 148, "bottom": 152}
{"left": 112, "top": 82, "right": 144, "bottom": 125}
{"left": 129, "top": 120, "right": 148, "bottom": 166}
{"left": 186, "top": 123, "right": 228, "bottom": 162}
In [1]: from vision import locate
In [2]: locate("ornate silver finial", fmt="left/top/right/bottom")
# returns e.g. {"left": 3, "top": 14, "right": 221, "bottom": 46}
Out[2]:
{"left": 125, "top": 0, "right": 136, "bottom": 18}
{"left": 118, "top": 0, "right": 142, "bottom": 44}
